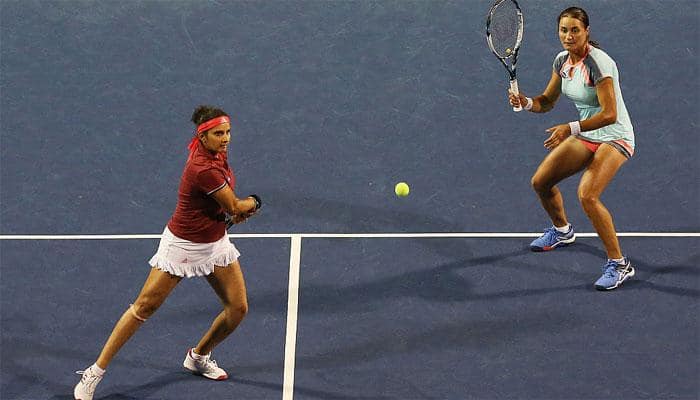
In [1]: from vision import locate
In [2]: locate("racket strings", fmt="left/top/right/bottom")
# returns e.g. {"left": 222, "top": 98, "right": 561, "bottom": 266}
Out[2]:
{"left": 488, "top": 1, "right": 521, "bottom": 58}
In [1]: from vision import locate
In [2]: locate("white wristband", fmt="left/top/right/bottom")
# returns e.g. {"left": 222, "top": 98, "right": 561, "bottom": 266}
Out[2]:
{"left": 568, "top": 121, "right": 581, "bottom": 136}
{"left": 523, "top": 97, "right": 533, "bottom": 111}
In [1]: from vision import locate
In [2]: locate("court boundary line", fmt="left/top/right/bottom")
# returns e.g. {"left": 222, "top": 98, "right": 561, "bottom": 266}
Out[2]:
{"left": 0, "top": 232, "right": 698, "bottom": 240}
{"left": 282, "top": 235, "right": 302, "bottom": 400}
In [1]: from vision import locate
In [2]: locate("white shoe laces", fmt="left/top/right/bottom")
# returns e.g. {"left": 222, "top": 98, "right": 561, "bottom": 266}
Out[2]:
{"left": 200, "top": 357, "right": 221, "bottom": 372}
{"left": 76, "top": 368, "right": 101, "bottom": 394}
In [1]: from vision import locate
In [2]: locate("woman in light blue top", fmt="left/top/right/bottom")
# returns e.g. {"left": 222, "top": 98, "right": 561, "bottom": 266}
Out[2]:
{"left": 508, "top": 7, "right": 635, "bottom": 291}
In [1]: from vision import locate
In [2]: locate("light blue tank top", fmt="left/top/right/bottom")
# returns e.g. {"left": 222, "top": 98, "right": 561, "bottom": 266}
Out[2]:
{"left": 553, "top": 45, "right": 635, "bottom": 154}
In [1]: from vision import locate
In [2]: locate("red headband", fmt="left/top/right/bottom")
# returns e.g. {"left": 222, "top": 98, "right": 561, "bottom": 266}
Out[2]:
{"left": 188, "top": 115, "right": 231, "bottom": 154}
{"left": 196, "top": 116, "right": 230, "bottom": 134}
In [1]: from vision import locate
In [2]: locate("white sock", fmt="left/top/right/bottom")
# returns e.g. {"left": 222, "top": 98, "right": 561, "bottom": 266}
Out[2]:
{"left": 91, "top": 363, "right": 106, "bottom": 376}
{"left": 610, "top": 257, "right": 625, "bottom": 264}
{"left": 191, "top": 349, "right": 209, "bottom": 360}
{"left": 554, "top": 224, "right": 571, "bottom": 233}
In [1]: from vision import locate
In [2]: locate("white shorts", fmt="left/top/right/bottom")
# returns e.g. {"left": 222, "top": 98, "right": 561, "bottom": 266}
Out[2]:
{"left": 148, "top": 227, "right": 240, "bottom": 278}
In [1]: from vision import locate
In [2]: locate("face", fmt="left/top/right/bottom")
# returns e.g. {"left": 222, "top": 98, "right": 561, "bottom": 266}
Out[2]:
{"left": 558, "top": 16, "right": 589, "bottom": 53}
{"left": 200, "top": 122, "right": 231, "bottom": 153}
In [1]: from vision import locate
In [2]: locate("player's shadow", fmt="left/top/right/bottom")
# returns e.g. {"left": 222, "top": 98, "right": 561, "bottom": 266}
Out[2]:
{"left": 51, "top": 373, "right": 365, "bottom": 400}
{"left": 245, "top": 190, "right": 502, "bottom": 259}
{"left": 235, "top": 309, "right": 584, "bottom": 375}
{"left": 568, "top": 241, "right": 699, "bottom": 297}
{"left": 96, "top": 372, "right": 202, "bottom": 400}
{"left": 271, "top": 248, "right": 584, "bottom": 313}
{"left": 163, "top": 246, "right": 591, "bottom": 322}
{"left": 46, "top": 373, "right": 182, "bottom": 400}
{"left": 234, "top": 377, "right": 395, "bottom": 400}
{"left": 0, "top": 316, "right": 204, "bottom": 400}
{"left": 160, "top": 240, "right": 698, "bottom": 328}
{"left": 50, "top": 388, "right": 149, "bottom": 400}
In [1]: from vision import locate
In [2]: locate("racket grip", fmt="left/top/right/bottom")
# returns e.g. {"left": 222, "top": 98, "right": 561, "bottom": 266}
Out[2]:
{"left": 510, "top": 79, "right": 523, "bottom": 112}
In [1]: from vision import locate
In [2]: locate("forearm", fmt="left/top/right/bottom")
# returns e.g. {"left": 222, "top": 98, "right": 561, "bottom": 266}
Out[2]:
{"left": 530, "top": 94, "right": 555, "bottom": 113}
{"left": 222, "top": 197, "right": 256, "bottom": 215}
{"left": 234, "top": 197, "right": 258, "bottom": 214}
{"left": 214, "top": 187, "right": 258, "bottom": 216}
{"left": 577, "top": 112, "right": 616, "bottom": 133}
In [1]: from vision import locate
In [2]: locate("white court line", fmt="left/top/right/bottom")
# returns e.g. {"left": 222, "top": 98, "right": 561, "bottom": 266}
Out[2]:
{"left": 0, "top": 232, "right": 699, "bottom": 240}
{"left": 298, "top": 232, "right": 700, "bottom": 238}
{"left": 0, "top": 234, "right": 291, "bottom": 240}
{"left": 282, "top": 235, "right": 302, "bottom": 400}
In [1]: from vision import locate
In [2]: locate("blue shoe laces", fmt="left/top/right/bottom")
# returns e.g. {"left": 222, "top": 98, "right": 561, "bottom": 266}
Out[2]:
{"left": 602, "top": 260, "right": 619, "bottom": 278}
{"left": 542, "top": 227, "right": 558, "bottom": 241}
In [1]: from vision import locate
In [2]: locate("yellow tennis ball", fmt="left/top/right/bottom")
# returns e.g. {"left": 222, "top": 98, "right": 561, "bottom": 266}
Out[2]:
{"left": 506, "top": 47, "right": 512, "bottom": 54}
{"left": 394, "top": 182, "right": 410, "bottom": 197}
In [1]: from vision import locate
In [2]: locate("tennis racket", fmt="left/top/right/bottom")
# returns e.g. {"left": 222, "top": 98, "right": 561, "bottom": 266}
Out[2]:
{"left": 486, "top": 0, "right": 524, "bottom": 112}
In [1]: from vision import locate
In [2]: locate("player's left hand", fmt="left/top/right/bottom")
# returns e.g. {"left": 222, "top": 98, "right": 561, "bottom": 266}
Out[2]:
{"left": 544, "top": 124, "right": 571, "bottom": 150}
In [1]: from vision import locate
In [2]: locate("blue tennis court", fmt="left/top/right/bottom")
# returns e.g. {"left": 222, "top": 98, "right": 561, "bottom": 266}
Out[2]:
{"left": 1, "top": 1, "right": 698, "bottom": 399}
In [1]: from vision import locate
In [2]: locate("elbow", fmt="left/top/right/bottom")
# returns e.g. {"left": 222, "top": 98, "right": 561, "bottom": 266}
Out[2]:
{"left": 602, "top": 111, "right": 617, "bottom": 126}
{"left": 538, "top": 96, "right": 553, "bottom": 113}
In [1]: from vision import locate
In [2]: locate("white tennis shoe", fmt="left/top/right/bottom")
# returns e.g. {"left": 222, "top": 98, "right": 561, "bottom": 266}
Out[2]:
{"left": 183, "top": 348, "right": 229, "bottom": 380}
{"left": 73, "top": 364, "right": 104, "bottom": 400}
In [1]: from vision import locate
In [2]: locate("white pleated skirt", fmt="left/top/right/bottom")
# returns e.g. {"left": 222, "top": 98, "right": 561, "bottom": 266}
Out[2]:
{"left": 148, "top": 227, "right": 240, "bottom": 278}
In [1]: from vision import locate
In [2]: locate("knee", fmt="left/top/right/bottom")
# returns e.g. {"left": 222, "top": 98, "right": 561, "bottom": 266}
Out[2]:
{"left": 225, "top": 301, "right": 248, "bottom": 321}
{"left": 233, "top": 301, "right": 249, "bottom": 318}
{"left": 132, "top": 298, "right": 161, "bottom": 319}
{"left": 531, "top": 174, "right": 551, "bottom": 194}
{"left": 216, "top": 302, "right": 246, "bottom": 332}
{"left": 577, "top": 188, "right": 599, "bottom": 210}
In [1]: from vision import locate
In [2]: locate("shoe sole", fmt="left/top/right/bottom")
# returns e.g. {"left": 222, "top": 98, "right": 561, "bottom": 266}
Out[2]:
{"left": 595, "top": 266, "right": 635, "bottom": 291}
{"left": 183, "top": 348, "right": 228, "bottom": 381}
{"left": 530, "top": 235, "right": 576, "bottom": 252}
{"left": 183, "top": 365, "right": 228, "bottom": 380}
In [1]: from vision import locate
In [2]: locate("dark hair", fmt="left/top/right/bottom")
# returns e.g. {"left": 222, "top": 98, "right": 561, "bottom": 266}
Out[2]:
{"left": 191, "top": 105, "right": 228, "bottom": 127}
{"left": 558, "top": 6, "right": 600, "bottom": 48}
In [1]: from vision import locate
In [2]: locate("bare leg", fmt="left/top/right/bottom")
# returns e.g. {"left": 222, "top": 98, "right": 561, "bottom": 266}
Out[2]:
{"left": 531, "top": 136, "right": 593, "bottom": 226}
{"left": 194, "top": 260, "right": 248, "bottom": 356}
{"left": 578, "top": 144, "right": 628, "bottom": 259}
{"left": 95, "top": 267, "right": 182, "bottom": 369}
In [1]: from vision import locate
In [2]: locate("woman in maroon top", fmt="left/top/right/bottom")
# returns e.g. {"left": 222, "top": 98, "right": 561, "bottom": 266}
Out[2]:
{"left": 74, "top": 105, "right": 260, "bottom": 400}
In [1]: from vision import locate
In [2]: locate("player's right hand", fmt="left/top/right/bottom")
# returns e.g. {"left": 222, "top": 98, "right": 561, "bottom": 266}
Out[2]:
{"left": 224, "top": 212, "right": 250, "bottom": 228}
{"left": 508, "top": 90, "right": 527, "bottom": 108}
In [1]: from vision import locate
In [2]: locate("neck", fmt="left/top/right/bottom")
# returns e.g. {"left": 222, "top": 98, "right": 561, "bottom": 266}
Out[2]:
{"left": 568, "top": 44, "right": 588, "bottom": 63}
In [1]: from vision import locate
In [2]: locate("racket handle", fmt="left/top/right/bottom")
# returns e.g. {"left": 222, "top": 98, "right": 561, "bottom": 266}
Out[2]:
{"left": 510, "top": 79, "right": 523, "bottom": 112}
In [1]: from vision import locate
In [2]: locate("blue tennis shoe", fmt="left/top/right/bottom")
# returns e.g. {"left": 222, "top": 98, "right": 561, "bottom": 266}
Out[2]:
{"left": 595, "top": 258, "right": 635, "bottom": 291}
{"left": 530, "top": 225, "right": 576, "bottom": 251}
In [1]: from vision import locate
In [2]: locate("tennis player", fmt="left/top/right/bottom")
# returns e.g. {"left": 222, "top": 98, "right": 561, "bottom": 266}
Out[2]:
{"left": 74, "top": 105, "right": 261, "bottom": 399}
{"left": 507, "top": 7, "right": 635, "bottom": 291}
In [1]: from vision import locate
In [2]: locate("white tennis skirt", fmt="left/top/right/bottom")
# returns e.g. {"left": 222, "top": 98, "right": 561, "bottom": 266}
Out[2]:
{"left": 148, "top": 227, "right": 240, "bottom": 278}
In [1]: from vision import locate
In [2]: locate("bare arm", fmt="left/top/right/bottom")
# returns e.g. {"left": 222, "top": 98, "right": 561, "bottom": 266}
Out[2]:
{"left": 211, "top": 185, "right": 258, "bottom": 216}
{"left": 580, "top": 77, "right": 617, "bottom": 131}
{"left": 543, "top": 77, "right": 618, "bottom": 150}
{"left": 508, "top": 70, "right": 562, "bottom": 113}
{"left": 531, "top": 70, "right": 562, "bottom": 113}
